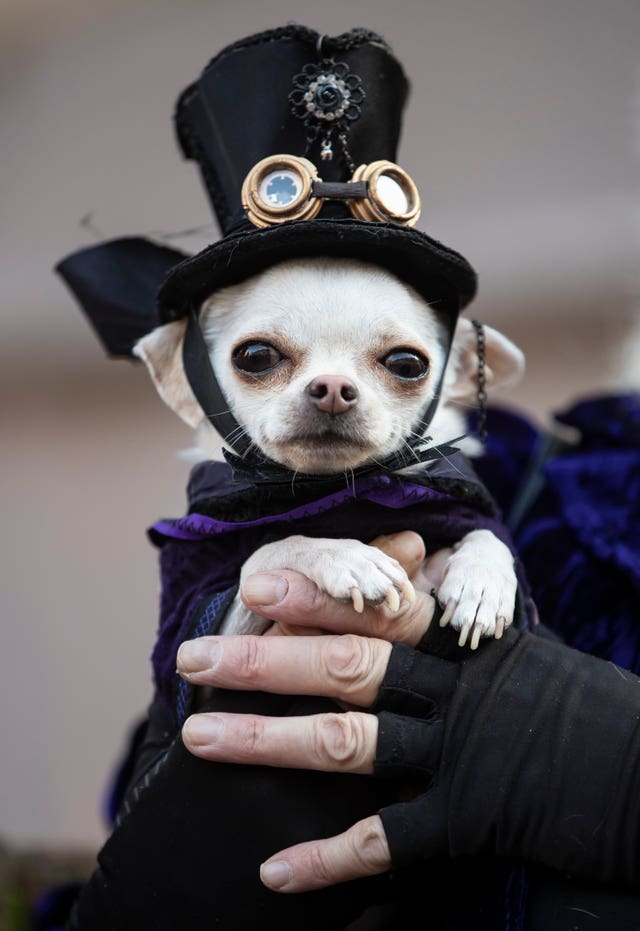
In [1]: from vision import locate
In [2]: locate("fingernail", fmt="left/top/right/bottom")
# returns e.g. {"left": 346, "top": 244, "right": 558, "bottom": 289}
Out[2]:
{"left": 242, "top": 573, "right": 289, "bottom": 606}
{"left": 260, "top": 860, "right": 292, "bottom": 890}
{"left": 183, "top": 715, "right": 224, "bottom": 746}
{"left": 177, "top": 639, "right": 221, "bottom": 674}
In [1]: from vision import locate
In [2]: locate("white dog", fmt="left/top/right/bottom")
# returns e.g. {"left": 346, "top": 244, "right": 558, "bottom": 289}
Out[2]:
{"left": 135, "top": 257, "right": 524, "bottom": 649}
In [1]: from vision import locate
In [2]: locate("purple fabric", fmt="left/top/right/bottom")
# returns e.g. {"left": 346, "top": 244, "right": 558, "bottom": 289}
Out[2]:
{"left": 148, "top": 468, "right": 528, "bottom": 715}
{"left": 555, "top": 392, "right": 640, "bottom": 448}
{"left": 515, "top": 445, "right": 640, "bottom": 671}
{"left": 152, "top": 476, "right": 463, "bottom": 540}
{"left": 471, "top": 405, "right": 540, "bottom": 519}
{"left": 478, "top": 393, "right": 640, "bottom": 675}
{"left": 533, "top": 452, "right": 640, "bottom": 587}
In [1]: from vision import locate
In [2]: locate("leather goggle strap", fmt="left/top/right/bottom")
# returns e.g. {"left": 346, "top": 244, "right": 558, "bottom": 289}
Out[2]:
{"left": 182, "top": 306, "right": 252, "bottom": 456}
{"left": 310, "top": 180, "right": 368, "bottom": 200}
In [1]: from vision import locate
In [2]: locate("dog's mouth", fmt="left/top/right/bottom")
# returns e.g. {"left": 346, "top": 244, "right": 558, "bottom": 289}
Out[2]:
{"left": 285, "top": 429, "right": 371, "bottom": 449}
{"left": 270, "top": 428, "right": 377, "bottom": 473}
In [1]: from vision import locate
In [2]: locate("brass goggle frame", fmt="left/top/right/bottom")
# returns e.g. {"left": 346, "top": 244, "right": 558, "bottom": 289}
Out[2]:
{"left": 241, "top": 154, "right": 421, "bottom": 229}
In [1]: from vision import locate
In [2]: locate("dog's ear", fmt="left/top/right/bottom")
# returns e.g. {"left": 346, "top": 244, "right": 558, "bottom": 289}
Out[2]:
{"left": 445, "top": 318, "right": 525, "bottom": 400}
{"left": 133, "top": 320, "right": 204, "bottom": 428}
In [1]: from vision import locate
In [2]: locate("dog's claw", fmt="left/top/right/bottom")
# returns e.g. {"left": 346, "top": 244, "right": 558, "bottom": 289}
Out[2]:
{"left": 495, "top": 617, "right": 505, "bottom": 639}
{"left": 439, "top": 598, "right": 457, "bottom": 628}
{"left": 402, "top": 579, "right": 416, "bottom": 604}
{"left": 351, "top": 588, "right": 364, "bottom": 613}
{"left": 470, "top": 624, "right": 482, "bottom": 651}
{"left": 385, "top": 587, "right": 400, "bottom": 612}
{"left": 458, "top": 619, "right": 473, "bottom": 647}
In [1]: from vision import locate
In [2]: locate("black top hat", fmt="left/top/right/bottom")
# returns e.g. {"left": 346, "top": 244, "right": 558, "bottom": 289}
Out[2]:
{"left": 56, "top": 24, "right": 477, "bottom": 360}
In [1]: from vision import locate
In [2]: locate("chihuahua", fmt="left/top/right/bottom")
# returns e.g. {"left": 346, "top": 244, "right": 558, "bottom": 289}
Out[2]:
{"left": 134, "top": 256, "right": 524, "bottom": 649}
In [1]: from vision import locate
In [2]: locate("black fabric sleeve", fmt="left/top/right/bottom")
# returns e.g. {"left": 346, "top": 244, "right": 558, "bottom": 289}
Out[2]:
{"left": 375, "top": 624, "right": 640, "bottom": 887}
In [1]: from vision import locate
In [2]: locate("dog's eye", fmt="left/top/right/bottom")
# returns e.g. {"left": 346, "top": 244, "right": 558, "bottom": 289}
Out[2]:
{"left": 233, "top": 341, "right": 283, "bottom": 374}
{"left": 381, "top": 350, "right": 429, "bottom": 380}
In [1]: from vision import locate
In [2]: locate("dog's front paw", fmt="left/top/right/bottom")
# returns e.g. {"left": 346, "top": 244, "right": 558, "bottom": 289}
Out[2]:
{"left": 312, "top": 539, "right": 416, "bottom": 613}
{"left": 242, "top": 536, "right": 415, "bottom": 613}
{"left": 435, "top": 530, "right": 517, "bottom": 649}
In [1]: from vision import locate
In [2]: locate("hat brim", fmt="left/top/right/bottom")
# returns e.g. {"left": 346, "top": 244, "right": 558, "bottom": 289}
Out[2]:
{"left": 156, "top": 217, "right": 477, "bottom": 324}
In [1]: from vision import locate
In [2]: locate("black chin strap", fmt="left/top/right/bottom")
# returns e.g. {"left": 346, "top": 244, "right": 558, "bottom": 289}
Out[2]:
{"left": 410, "top": 309, "right": 458, "bottom": 439}
{"left": 182, "top": 307, "right": 253, "bottom": 456}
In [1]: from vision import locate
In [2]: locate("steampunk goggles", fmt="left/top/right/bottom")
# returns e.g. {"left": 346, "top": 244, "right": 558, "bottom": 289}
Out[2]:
{"left": 241, "top": 154, "right": 421, "bottom": 229}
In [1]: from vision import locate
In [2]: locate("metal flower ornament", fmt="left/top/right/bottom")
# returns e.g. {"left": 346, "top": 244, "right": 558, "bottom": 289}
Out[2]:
{"left": 289, "top": 59, "right": 365, "bottom": 166}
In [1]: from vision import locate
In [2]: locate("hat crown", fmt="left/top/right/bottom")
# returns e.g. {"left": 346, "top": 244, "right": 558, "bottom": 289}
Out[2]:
{"left": 175, "top": 25, "right": 410, "bottom": 235}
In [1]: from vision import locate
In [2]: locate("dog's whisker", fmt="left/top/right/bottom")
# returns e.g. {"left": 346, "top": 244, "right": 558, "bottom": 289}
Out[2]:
{"left": 405, "top": 432, "right": 426, "bottom": 447}
{"left": 400, "top": 430, "right": 469, "bottom": 477}
{"left": 406, "top": 432, "right": 430, "bottom": 445}
{"left": 224, "top": 431, "right": 251, "bottom": 449}
{"left": 241, "top": 438, "right": 260, "bottom": 455}
{"left": 222, "top": 421, "right": 254, "bottom": 443}
{"left": 401, "top": 438, "right": 423, "bottom": 464}
{"left": 225, "top": 425, "right": 249, "bottom": 441}
{"left": 201, "top": 392, "right": 278, "bottom": 418}
{"left": 341, "top": 467, "right": 356, "bottom": 495}
{"left": 428, "top": 442, "right": 467, "bottom": 477}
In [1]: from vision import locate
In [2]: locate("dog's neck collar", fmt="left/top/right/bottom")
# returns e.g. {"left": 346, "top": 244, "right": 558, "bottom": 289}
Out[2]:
{"left": 182, "top": 304, "right": 457, "bottom": 475}
{"left": 220, "top": 433, "right": 467, "bottom": 485}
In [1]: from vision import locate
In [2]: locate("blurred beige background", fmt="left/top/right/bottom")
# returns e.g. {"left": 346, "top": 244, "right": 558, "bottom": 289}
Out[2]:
{"left": 2, "top": 0, "right": 639, "bottom": 853}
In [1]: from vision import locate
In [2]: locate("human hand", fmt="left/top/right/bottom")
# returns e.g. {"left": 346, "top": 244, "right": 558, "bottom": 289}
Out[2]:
{"left": 178, "top": 530, "right": 441, "bottom": 893}
{"left": 242, "top": 529, "right": 448, "bottom": 642}
{"left": 178, "top": 595, "right": 640, "bottom": 894}
{"left": 178, "top": 630, "right": 394, "bottom": 892}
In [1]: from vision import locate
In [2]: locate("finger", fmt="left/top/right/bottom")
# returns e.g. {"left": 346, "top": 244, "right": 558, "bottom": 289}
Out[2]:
{"left": 182, "top": 708, "right": 378, "bottom": 774}
{"left": 368, "top": 531, "right": 425, "bottom": 577}
{"left": 177, "top": 633, "right": 391, "bottom": 707}
{"left": 260, "top": 815, "right": 391, "bottom": 893}
{"left": 241, "top": 571, "right": 437, "bottom": 646}
{"left": 419, "top": 548, "right": 454, "bottom": 593}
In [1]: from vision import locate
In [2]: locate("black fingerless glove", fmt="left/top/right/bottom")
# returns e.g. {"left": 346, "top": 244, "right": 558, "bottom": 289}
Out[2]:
{"left": 374, "top": 622, "right": 640, "bottom": 887}
{"left": 67, "top": 690, "right": 394, "bottom": 931}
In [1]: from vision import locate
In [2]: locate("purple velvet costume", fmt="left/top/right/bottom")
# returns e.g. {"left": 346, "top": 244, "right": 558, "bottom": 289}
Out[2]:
{"left": 474, "top": 393, "right": 640, "bottom": 674}
{"left": 148, "top": 450, "right": 536, "bottom": 726}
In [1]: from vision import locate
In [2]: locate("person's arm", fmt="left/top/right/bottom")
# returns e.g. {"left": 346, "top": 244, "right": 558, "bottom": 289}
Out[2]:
{"left": 179, "top": 561, "right": 640, "bottom": 894}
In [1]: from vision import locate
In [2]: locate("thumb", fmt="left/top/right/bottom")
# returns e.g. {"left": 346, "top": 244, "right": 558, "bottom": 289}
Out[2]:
{"left": 369, "top": 531, "right": 426, "bottom": 577}
{"left": 260, "top": 814, "right": 391, "bottom": 893}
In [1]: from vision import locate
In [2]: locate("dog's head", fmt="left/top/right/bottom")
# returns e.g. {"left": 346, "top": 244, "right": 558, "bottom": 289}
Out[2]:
{"left": 135, "top": 257, "right": 524, "bottom": 472}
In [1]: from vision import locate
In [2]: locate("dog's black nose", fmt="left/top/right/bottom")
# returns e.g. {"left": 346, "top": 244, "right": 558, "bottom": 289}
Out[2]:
{"left": 306, "top": 375, "right": 359, "bottom": 415}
